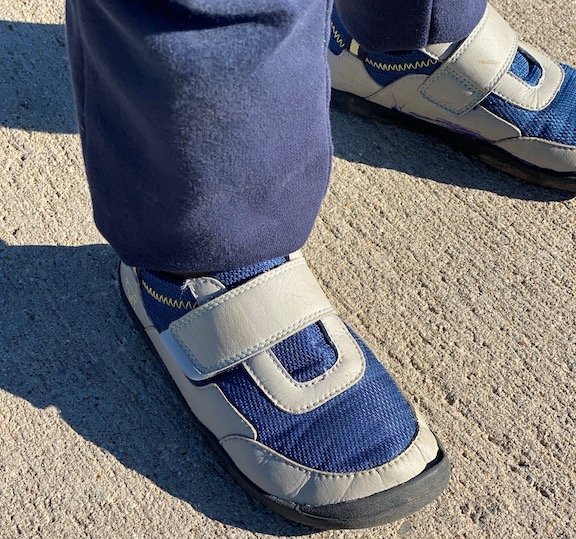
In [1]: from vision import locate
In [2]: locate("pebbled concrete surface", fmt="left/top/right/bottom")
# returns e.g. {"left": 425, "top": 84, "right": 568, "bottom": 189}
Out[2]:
{"left": 1, "top": 1, "right": 575, "bottom": 538}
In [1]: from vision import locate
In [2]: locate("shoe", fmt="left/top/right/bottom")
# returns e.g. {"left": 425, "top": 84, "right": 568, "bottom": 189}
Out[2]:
{"left": 329, "top": 4, "right": 576, "bottom": 192}
{"left": 119, "top": 252, "right": 450, "bottom": 529}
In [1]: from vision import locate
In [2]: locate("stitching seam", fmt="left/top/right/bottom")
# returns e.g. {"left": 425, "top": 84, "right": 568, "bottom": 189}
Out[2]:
{"left": 364, "top": 57, "right": 438, "bottom": 72}
{"left": 221, "top": 423, "right": 431, "bottom": 479}
{"left": 263, "top": 319, "right": 345, "bottom": 390}
{"left": 493, "top": 61, "right": 565, "bottom": 110}
{"left": 330, "top": 21, "right": 346, "bottom": 49}
{"left": 141, "top": 279, "right": 195, "bottom": 310}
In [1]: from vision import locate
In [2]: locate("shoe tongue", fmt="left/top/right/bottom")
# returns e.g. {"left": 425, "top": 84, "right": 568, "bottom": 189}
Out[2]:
{"left": 509, "top": 49, "right": 543, "bottom": 85}
{"left": 210, "top": 257, "right": 286, "bottom": 289}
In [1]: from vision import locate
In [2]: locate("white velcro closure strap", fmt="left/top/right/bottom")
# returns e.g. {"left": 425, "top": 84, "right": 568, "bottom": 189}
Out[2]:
{"left": 420, "top": 4, "right": 518, "bottom": 115}
{"left": 168, "top": 258, "right": 334, "bottom": 380}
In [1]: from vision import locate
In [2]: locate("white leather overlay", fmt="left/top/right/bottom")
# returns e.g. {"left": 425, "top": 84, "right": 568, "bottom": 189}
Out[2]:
{"left": 184, "top": 276, "right": 226, "bottom": 306}
{"left": 169, "top": 258, "right": 334, "bottom": 380}
{"left": 424, "top": 42, "right": 460, "bottom": 62}
{"left": 120, "top": 263, "right": 257, "bottom": 441}
{"left": 495, "top": 137, "right": 576, "bottom": 173}
{"left": 120, "top": 264, "right": 155, "bottom": 329}
{"left": 243, "top": 314, "right": 365, "bottom": 414}
{"left": 368, "top": 74, "right": 522, "bottom": 142}
{"left": 220, "top": 418, "right": 439, "bottom": 506}
{"left": 493, "top": 42, "right": 565, "bottom": 111}
{"left": 420, "top": 5, "right": 518, "bottom": 114}
{"left": 328, "top": 49, "right": 382, "bottom": 97}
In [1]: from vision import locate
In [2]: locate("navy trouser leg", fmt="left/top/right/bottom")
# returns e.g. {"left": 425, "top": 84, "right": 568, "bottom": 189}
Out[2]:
{"left": 66, "top": 0, "right": 333, "bottom": 273}
{"left": 66, "top": 0, "right": 487, "bottom": 273}
{"left": 335, "top": 0, "right": 487, "bottom": 51}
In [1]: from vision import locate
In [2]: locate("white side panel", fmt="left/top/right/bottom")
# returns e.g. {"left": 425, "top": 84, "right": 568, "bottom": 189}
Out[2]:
{"left": 221, "top": 418, "right": 439, "bottom": 506}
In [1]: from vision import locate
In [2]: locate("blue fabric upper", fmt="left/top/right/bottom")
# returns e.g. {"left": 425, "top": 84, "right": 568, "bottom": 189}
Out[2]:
{"left": 483, "top": 63, "right": 576, "bottom": 146}
{"left": 139, "top": 258, "right": 418, "bottom": 473}
{"left": 363, "top": 50, "right": 439, "bottom": 88}
{"left": 330, "top": 9, "right": 439, "bottom": 87}
{"left": 216, "top": 331, "right": 417, "bottom": 473}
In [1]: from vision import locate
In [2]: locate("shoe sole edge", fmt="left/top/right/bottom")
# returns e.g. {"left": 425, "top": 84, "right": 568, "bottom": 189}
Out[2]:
{"left": 331, "top": 88, "right": 576, "bottom": 193}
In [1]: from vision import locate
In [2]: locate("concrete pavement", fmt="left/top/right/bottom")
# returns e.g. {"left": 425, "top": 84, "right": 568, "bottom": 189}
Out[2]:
{"left": 1, "top": 1, "right": 575, "bottom": 537}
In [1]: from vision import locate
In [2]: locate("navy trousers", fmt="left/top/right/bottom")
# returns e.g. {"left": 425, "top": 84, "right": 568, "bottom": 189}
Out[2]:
{"left": 66, "top": 0, "right": 486, "bottom": 273}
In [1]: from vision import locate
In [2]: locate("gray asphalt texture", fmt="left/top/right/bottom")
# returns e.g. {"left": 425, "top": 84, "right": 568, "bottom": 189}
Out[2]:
{"left": 1, "top": 1, "right": 575, "bottom": 537}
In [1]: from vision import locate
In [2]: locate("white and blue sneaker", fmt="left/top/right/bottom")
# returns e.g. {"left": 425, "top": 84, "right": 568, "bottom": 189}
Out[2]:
{"left": 329, "top": 4, "right": 576, "bottom": 191}
{"left": 120, "top": 252, "right": 450, "bottom": 529}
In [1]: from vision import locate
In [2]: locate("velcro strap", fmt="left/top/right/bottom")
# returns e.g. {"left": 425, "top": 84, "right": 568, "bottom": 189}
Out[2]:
{"left": 420, "top": 5, "right": 518, "bottom": 114}
{"left": 168, "top": 258, "right": 334, "bottom": 380}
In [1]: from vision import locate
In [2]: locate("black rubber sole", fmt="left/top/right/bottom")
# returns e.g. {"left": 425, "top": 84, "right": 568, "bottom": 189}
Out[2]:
{"left": 119, "top": 267, "right": 451, "bottom": 530}
{"left": 331, "top": 89, "right": 576, "bottom": 193}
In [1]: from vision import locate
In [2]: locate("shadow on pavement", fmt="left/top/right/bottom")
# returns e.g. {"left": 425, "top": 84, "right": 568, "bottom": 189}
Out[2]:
{"left": 0, "top": 20, "right": 77, "bottom": 133}
{"left": 0, "top": 241, "right": 312, "bottom": 536}
{"left": 330, "top": 109, "right": 574, "bottom": 203}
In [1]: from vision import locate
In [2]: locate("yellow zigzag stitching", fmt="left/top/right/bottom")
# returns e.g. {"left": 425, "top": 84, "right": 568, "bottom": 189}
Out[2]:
{"left": 364, "top": 57, "right": 438, "bottom": 72}
{"left": 331, "top": 21, "right": 438, "bottom": 72}
{"left": 142, "top": 280, "right": 195, "bottom": 310}
{"left": 330, "top": 21, "right": 346, "bottom": 49}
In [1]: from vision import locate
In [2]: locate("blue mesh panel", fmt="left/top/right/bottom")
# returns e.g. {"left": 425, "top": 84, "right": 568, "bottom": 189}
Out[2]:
{"left": 216, "top": 330, "right": 418, "bottom": 473}
{"left": 272, "top": 324, "right": 337, "bottom": 382}
{"left": 211, "top": 257, "right": 285, "bottom": 288}
{"left": 483, "top": 64, "right": 576, "bottom": 146}
{"left": 509, "top": 50, "right": 542, "bottom": 86}
{"left": 363, "top": 50, "right": 439, "bottom": 88}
